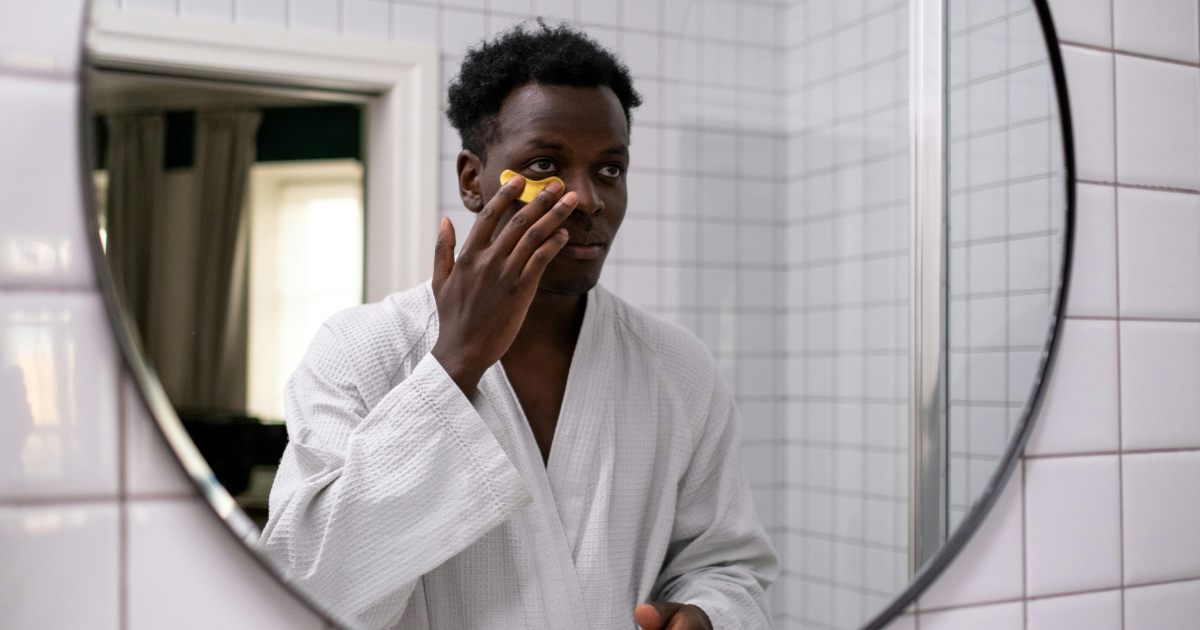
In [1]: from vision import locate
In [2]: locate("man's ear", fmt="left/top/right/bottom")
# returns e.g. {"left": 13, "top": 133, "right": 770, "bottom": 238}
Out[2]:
{"left": 457, "top": 150, "right": 485, "bottom": 213}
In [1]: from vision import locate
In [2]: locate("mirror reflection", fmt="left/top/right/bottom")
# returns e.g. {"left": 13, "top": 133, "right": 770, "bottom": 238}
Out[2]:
{"left": 85, "top": 1, "right": 1068, "bottom": 629}
{"left": 90, "top": 71, "right": 366, "bottom": 526}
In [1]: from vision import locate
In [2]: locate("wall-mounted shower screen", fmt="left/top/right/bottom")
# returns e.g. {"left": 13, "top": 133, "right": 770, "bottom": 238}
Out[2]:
{"left": 945, "top": 0, "right": 1066, "bottom": 530}
{"left": 782, "top": 0, "right": 912, "bottom": 627}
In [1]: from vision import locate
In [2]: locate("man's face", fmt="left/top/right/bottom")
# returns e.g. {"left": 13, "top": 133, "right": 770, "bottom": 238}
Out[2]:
{"left": 458, "top": 82, "right": 630, "bottom": 296}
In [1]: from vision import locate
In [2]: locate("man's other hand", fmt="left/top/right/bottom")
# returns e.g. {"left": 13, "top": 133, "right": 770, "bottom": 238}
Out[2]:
{"left": 634, "top": 602, "right": 713, "bottom": 630}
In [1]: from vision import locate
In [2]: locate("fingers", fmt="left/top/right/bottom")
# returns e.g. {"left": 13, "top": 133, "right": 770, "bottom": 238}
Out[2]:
{"left": 518, "top": 228, "right": 569, "bottom": 289}
{"left": 505, "top": 191, "right": 578, "bottom": 276}
{"left": 432, "top": 217, "right": 456, "bottom": 293}
{"left": 460, "top": 173, "right": 526, "bottom": 254}
{"left": 634, "top": 604, "right": 666, "bottom": 630}
{"left": 491, "top": 179, "right": 566, "bottom": 255}
{"left": 634, "top": 603, "right": 710, "bottom": 630}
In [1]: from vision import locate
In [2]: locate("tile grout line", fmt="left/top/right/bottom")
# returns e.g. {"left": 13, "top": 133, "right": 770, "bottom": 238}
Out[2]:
{"left": 118, "top": 367, "right": 129, "bottom": 630}
{"left": 913, "top": 574, "right": 1200, "bottom": 615}
{"left": 1108, "top": 1, "right": 1128, "bottom": 624}
{"left": 1060, "top": 39, "right": 1200, "bottom": 70}
{"left": 1076, "top": 178, "right": 1200, "bottom": 196}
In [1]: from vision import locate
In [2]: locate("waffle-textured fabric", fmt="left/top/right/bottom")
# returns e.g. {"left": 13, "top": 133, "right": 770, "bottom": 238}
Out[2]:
{"left": 260, "top": 281, "right": 778, "bottom": 630}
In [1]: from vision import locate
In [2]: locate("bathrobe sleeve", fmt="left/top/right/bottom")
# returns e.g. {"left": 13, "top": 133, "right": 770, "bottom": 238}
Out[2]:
{"left": 653, "top": 374, "right": 780, "bottom": 630}
{"left": 258, "top": 324, "right": 533, "bottom": 630}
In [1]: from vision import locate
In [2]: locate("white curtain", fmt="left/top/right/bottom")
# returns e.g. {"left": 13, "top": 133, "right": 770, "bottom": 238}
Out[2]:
{"left": 104, "top": 110, "right": 262, "bottom": 413}
{"left": 189, "top": 110, "right": 262, "bottom": 412}
{"left": 104, "top": 113, "right": 166, "bottom": 342}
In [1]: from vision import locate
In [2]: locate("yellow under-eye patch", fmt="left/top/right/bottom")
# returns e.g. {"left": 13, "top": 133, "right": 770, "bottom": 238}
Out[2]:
{"left": 500, "top": 169, "right": 564, "bottom": 203}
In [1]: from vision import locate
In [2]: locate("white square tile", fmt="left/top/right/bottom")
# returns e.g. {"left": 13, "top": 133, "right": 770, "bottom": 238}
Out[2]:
{"left": 181, "top": 0, "right": 234, "bottom": 21}
{"left": 1061, "top": 46, "right": 1115, "bottom": 183}
{"left": 1065, "top": 184, "right": 1117, "bottom": 317}
{"left": 1046, "top": 0, "right": 1112, "bottom": 48}
{"left": 123, "top": 376, "right": 195, "bottom": 497}
{"left": 1125, "top": 578, "right": 1200, "bottom": 630}
{"left": 1008, "top": 234, "right": 1052, "bottom": 293}
{"left": 1115, "top": 56, "right": 1200, "bottom": 190}
{"left": 919, "top": 601, "right": 1023, "bottom": 630}
{"left": 1119, "top": 320, "right": 1200, "bottom": 451}
{"left": 876, "top": 612, "right": 915, "bottom": 630}
{"left": 442, "top": 8, "right": 487, "bottom": 57}
{"left": 342, "top": 0, "right": 389, "bottom": 40}
{"left": 0, "top": 502, "right": 119, "bottom": 630}
{"left": 1027, "top": 588, "right": 1122, "bottom": 630}
{"left": 236, "top": 0, "right": 287, "bottom": 27}
{"left": 0, "top": 292, "right": 119, "bottom": 500}
{"left": 1117, "top": 187, "right": 1200, "bottom": 319}
{"left": 1122, "top": 451, "right": 1200, "bottom": 584}
{"left": 0, "top": 76, "right": 96, "bottom": 289}
{"left": 919, "top": 465, "right": 1024, "bottom": 609}
{"left": 128, "top": 499, "right": 325, "bottom": 630}
{"left": 740, "top": 3, "right": 777, "bottom": 48}
{"left": 122, "top": 0, "right": 179, "bottom": 15}
{"left": 0, "top": 0, "right": 87, "bottom": 77}
{"left": 491, "top": 0, "right": 533, "bottom": 16}
{"left": 1027, "top": 318, "right": 1120, "bottom": 455}
{"left": 1024, "top": 455, "right": 1122, "bottom": 595}
{"left": 488, "top": 12, "right": 530, "bottom": 37}
{"left": 1114, "top": 0, "right": 1199, "bottom": 63}
{"left": 580, "top": 0, "right": 619, "bottom": 27}
{"left": 535, "top": 0, "right": 576, "bottom": 21}
{"left": 290, "top": 0, "right": 339, "bottom": 34}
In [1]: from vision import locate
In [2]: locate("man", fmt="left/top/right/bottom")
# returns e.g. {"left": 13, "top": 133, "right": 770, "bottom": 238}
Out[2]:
{"left": 261, "top": 22, "right": 777, "bottom": 630}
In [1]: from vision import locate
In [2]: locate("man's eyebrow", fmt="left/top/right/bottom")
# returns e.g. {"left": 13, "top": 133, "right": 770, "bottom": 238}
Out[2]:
{"left": 529, "top": 140, "right": 569, "bottom": 151}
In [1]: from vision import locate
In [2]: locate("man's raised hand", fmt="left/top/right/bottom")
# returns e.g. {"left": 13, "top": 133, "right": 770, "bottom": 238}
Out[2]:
{"left": 430, "top": 174, "right": 577, "bottom": 397}
{"left": 634, "top": 602, "right": 713, "bottom": 630}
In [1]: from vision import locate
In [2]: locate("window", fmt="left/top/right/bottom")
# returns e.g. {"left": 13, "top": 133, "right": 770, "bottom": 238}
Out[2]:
{"left": 247, "top": 160, "right": 364, "bottom": 422}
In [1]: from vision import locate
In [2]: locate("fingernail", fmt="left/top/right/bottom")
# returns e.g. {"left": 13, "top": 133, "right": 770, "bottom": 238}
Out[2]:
{"left": 545, "top": 180, "right": 563, "bottom": 194}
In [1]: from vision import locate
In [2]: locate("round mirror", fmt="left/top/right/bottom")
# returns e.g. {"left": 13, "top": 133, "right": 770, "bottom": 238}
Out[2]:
{"left": 81, "top": 0, "right": 1073, "bottom": 629}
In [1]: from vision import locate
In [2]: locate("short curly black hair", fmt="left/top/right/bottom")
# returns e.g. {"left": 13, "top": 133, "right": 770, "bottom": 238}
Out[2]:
{"left": 447, "top": 20, "right": 642, "bottom": 160}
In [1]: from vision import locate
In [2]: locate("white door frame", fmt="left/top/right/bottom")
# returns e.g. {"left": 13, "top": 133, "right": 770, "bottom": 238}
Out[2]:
{"left": 87, "top": 6, "right": 441, "bottom": 301}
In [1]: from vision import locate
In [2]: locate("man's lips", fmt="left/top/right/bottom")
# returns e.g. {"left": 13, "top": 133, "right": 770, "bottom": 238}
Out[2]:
{"left": 561, "top": 242, "right": 606, "bottom": 260}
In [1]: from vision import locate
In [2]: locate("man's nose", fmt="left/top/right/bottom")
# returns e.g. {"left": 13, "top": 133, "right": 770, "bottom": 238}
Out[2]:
{"left": 565, "top": 173, "right": 603, "bottom": 216}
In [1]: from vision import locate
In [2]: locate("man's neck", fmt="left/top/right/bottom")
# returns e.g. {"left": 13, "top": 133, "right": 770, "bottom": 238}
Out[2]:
{"left": 508, "top": 290, "right": 587, "bottom": 354}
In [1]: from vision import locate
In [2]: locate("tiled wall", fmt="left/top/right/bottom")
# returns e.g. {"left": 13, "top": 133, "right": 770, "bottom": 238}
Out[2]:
{"left": 875, "top": 0, "right": 1200, "bottom": 627}
{"left": 780, "top": 0, "right": 911, "bottom": 627}
{"left": 944, "top": 0, "right": 1066, "bottom": 528}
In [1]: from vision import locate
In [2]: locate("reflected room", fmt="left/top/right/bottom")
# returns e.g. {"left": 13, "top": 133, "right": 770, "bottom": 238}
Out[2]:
{"left": 89, "top": 71, "right": 366, "bottom": 527}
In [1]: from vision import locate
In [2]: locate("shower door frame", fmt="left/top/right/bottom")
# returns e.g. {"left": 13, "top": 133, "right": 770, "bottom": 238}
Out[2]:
{"left": 908, "top": 0, "right": 950, "bottom": 576}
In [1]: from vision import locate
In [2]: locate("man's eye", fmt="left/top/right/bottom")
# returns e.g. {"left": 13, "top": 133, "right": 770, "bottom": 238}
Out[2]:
{"left": 529, "top": 160, "right": 555, "bottom": 174}
{"left": 599, "top": 165, "right": 623, "bottom": 178}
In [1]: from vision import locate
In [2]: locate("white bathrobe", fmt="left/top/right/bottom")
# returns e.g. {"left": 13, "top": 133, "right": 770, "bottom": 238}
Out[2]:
{"left": 260, "top": 281, "right": 777, "bottom": 630}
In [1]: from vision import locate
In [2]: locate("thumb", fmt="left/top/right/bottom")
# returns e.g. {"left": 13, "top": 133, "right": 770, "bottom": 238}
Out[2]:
{"left": 635, "top": 602, "right": 683, "bottom": 630}
{"left": 432, "top": 216, "right": 456, "bottom": 292}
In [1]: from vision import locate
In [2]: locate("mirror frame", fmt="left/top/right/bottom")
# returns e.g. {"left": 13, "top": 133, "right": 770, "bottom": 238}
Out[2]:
{"left": 74, "top": 1, "right": 1076, "bottom": 628}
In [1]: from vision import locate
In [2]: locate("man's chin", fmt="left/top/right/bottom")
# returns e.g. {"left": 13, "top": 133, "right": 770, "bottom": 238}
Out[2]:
{"left": 537, "top": 272, "right": 599, "bottom": 296}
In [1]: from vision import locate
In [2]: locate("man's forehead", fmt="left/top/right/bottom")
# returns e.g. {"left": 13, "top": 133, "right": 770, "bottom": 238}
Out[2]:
{"left": 495, "top": 83, "right": 629, "bottom": 145}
